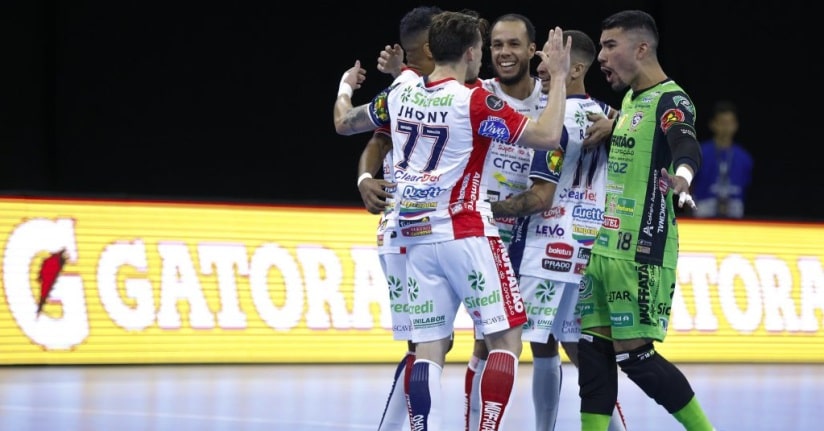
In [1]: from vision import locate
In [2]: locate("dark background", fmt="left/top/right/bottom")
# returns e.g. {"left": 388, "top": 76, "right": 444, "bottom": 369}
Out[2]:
{"left": 1, "top": 1, "right": 817, "bottom": 220}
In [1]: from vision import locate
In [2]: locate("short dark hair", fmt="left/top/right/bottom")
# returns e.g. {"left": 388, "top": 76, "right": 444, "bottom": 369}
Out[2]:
{"left": 458, "top": 9, "right": 490, "bottom": 42}
{"left": 428, "top": 11, "right": 482, "bottom": 63}
{"left": 563, "top": 29, "right": 596, "bottom": 66}
{"left": 601, "top": 10, "right": 659, "bottom": 46}
{"left": 491, "top": 13, "right": 536, "bottom": 44}
{"left": 711, "top": 100, "right": 738, "bottom": 118}
{"left": 399, "top": 6, "right": 442, "bottom": 49}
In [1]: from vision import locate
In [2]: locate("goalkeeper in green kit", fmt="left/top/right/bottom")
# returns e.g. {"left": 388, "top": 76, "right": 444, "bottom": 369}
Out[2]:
{"left": 577, "top": 9, "right": 718, "bottom": 431}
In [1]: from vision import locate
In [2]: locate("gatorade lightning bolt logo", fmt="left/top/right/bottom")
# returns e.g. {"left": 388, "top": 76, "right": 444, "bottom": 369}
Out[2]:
{"left": 37, "top": 249, "right": 67, "bottom": 315}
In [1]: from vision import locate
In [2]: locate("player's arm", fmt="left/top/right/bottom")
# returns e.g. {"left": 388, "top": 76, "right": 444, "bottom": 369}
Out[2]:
{"left": 661, "top": 93, "right": 702, "bottom": 207}
{"left": 357, "top": 130, "right": 394, "bottom": 214}
{"left": 513, "top": 27, "right": 570, "bottom": 151}
{"left": 666, "top": 122, "right": 702, "bottom": 196}
{"left": 333, "top": 60, "right": 379, "bottom": 136}
{"left": 492, "top": 148, "right": 562, "bottom": 217}
{"left": 491, "top": 179, "right": 557, "bottom": 218}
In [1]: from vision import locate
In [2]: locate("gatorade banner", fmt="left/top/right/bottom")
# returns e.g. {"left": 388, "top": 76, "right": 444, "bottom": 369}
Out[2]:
{"left": 0, "top": 196, "right": 821, "bottom": 364}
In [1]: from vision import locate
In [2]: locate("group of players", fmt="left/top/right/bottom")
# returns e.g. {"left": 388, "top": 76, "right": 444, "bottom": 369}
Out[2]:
{"left": 333, "top": 7, "right": 717, "bottom": 431}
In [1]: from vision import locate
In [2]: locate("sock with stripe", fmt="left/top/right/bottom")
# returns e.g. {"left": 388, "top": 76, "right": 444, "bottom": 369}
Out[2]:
{"left": 478, "top": 350, "right": 518, "bottom": 430}
{"left": 377, "top": 352, "right": 415, "bottom": 431}
{"left": 408, "top": 359, "right": 442, "bottom": 430}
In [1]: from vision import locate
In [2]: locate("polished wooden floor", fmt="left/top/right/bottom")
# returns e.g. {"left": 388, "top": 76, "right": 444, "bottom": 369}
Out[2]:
{"left": 0, "top": 362, "right": 820, "bottom": 430}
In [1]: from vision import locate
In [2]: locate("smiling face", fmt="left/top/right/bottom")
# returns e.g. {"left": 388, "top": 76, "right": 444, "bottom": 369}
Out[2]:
{"left": 536, "top": 46, "right": 551, "bottom": 94}
{"left": 489, "top": 19, "right": 535, "bottom": 86}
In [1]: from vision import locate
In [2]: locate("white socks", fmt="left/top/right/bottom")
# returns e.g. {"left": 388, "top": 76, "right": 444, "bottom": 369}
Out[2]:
{"left": 532, "top": 355, "right": 562, "bottom": 431}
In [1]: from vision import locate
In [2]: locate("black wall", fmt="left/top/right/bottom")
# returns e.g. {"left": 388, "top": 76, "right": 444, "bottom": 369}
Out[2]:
{"left": 1, "top": 1, "right": 818, "bottom": 220}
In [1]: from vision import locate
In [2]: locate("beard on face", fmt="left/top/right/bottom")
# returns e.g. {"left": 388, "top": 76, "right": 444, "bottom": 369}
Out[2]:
{"left": 495, "top": 59, "right": 530, "bottom": 86}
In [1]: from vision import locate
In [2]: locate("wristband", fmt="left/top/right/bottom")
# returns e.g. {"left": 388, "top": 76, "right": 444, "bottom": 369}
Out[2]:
{"left": 675, "top": 166, "right": 693, "bottom": 186}
{"left": 357, "top": 172, "right": 372, "bottom": 187}
{"left": 338, "top": 72, "right": 353, "bottom": 97}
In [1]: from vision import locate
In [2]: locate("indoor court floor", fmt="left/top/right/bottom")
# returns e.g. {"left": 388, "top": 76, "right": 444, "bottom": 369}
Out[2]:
{"left": 0, "top": 362, "right": 820, "bottom": 430}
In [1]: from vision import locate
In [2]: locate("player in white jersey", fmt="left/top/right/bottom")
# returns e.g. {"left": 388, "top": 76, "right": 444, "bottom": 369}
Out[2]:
{"left": 351, "top": 7, "right": 446, "bottom": 430}
{"left": 495, "top": 30, "right": 627, "bottom": 431}
{"left": 360, "top": 10, "right": 498, "bottom": 431}
{"left": 463, "top": 13, "right": 548, "bottom": 431}
{"left": 360, "top": 14, "right": 571, "bottom": 430}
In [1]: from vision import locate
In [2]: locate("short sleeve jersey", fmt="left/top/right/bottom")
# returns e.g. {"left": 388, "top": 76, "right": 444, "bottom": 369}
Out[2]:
{"left": 481, "top": 77, "right": 547, "bottom": 246}
{"left": 508, "top": 95, "right": 611, "bottom": 282}
{"left": 367, "top": 76, "right": 532, "bottom": 246}
{"left": 591, "top": 80, "right": 697, "bottom": 268}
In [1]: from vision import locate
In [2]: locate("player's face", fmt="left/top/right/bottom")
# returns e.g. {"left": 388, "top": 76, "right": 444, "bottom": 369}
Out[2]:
{"left": 489, "top": 20, "right": 535, "bottom": 86}
{"left": 597, "top": 28, "right": 639, "bottom": 92}
{"left": 710, "top": 111, "right": 739, "bottom": 141}
{"left": 536, "top": 58, "right": 551, "bottom": 94}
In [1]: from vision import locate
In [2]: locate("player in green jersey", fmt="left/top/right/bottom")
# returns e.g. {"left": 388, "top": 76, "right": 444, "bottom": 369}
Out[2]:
{"left": 576, "top": 10, "right": 718, "bottom": 431}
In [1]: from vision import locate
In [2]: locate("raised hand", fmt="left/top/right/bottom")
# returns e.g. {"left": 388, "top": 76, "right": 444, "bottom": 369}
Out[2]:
{"left": 377, "top": 43, "right": 405, "bottom": 79}
{"left": 339, "top": 60, "right": 367, "bottom": 97}
{"left": 535, "top": 26, "right": 571, "bottom": 80}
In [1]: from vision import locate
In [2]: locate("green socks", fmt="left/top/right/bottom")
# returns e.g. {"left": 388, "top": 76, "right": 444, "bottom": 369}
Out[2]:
{"left": 673, "top": 396, "right": 714, "bottom": 431}
{"left": 581, "top": 412, "right": 612, "bottom": 431}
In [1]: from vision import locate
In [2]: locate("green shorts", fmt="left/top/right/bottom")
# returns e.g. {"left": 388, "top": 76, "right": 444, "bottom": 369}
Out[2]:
{"left": 578, "top": 254, "right": 676, "bottom": 342}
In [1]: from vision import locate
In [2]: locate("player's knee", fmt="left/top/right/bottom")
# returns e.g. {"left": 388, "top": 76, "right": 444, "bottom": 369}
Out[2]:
{"left": 578, "top": 334, "right": 618, "bottom": 415}
{"left": 484, "top": 327, "right": 523, "bottom": 357}
{"left": 616, "top": 343, "right": 694, "bottom": 413}
{"left": 473, "top": 339, "right": 489, "bottom": 358}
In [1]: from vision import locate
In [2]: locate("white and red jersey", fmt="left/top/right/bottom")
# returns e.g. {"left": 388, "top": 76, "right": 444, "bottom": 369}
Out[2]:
{"left": 367, "top": 76, "right": 532, "bottom": 246}
{"left": 481, "top": 77, "right": 547, "bottom": 245}
{"left": 374, "top": 68, "right": 425, "bottom": 255}
{"left": 509, "top": 95, "right": 612, "bottom": 283}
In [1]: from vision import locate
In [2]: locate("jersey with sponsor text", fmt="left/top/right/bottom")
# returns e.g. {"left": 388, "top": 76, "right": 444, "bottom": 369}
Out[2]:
{"left": 376, "top": 68, "right": 425, "bottom": 255}
{"left": 591, "top": 80, "right": 697, "bottom": 268}
{"left": 509, "top": 95, "right": 611, "bottom": 282}
{"left": 481, "top": 77, "right": 547, "bottom": 245}
{"left": 367, "top": 76, "right": 532, "bottom": 245}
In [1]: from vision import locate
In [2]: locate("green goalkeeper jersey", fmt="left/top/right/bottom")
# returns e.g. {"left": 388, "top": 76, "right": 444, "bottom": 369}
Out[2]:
{"left": 592, "top": 79, "right": 697, "bottom": 269}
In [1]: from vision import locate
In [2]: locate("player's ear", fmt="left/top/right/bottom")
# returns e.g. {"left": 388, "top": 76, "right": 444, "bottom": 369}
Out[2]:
{"left": 571, "top": 62, "right": 586, "bottom": 79}
{"left": 467, "top": 44, "right": 480, "bottom": 63}
{"left": 423, "top": 42, "right": 433, "bottom": 60}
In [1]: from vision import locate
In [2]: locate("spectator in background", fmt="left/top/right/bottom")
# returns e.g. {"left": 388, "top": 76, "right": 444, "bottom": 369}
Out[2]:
{"left": 690, "top": 100, "right": 754, "bottom": 218}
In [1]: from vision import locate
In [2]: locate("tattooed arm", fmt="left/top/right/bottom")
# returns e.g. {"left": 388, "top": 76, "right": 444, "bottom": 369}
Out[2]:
{"left": 491, "top": 180, "right": 557, "bottom": 218}
{"left": 332, "top": 60, "right": 380, "bottom": 136}
{"left": 334, "top": 103, "right": 378, "bottom": 136}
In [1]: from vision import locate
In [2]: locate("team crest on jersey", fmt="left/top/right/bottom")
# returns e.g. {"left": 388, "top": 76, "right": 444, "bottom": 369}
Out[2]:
{"left": 485, "top": 94, "right": 505, "bottom": 110}
{"left": 660, "top": 108, "right": 684, "bottom": 132}
{"left": 479, "top": 116, "right": 511, "bottom": 141}
{"left": 547, "top": 149, "right": 564, "bottom": 175}
{"left": 370, "top": 90, "right": 390, "bottom": 124}
{"left": 630, "top": 112, "right": 643, "bottom": 131}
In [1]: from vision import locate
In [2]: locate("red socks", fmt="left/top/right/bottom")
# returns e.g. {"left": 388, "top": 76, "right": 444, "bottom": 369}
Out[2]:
{"left": 478, "top": 350, "right": 518, "bottom": 430}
